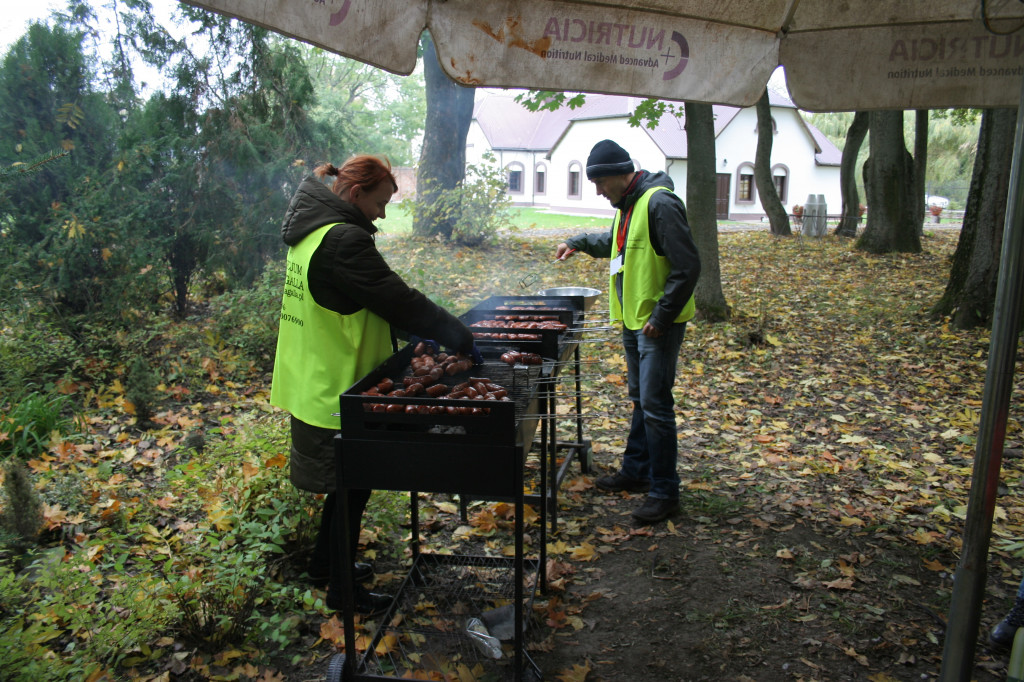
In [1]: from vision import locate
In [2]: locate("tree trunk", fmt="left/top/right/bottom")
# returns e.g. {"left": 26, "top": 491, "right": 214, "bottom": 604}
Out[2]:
{"left": 914, "top": 109, "right": 929, "bottom": 236}
{"left": 415, "top": 32, "right": 475, "bottom": 239}
{"left": 856, "top": 111, "right": 921, "bottom": 254}
{"left": 754, "top": 89, "right": 791, "bottom": 236}
{"left": 835, "top": 112, "right": 868, "bottom": 237}
{"left": 930, "top": 107, "right": 1016, "bottom": 329}
{"left": 685, "top": 101, "right": 730, "bottom": 322}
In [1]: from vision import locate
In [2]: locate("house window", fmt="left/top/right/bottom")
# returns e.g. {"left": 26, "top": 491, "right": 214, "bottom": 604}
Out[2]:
{"left": 535, "top": 164, "right": 546, "bottom": 195}
{"left": 507, "top": 163, "right": 524, "bottom": 194}
{"left": 773, "top": 176, "right": 786, "bottom": 201}
{"left": 568, "top": 162, "right": 582, "bottom": 199}
{"left": 771, "top": 164, "right": 790, "bottom": 203}
{"left": 736, "top": 164, "right": 755, "bottom": 203}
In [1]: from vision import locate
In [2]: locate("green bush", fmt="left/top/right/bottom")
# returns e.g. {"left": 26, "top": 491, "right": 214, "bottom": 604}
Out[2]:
{"left": 0, "top": 317, "right": 81, "bottom": 395}
{"left": 0, "top": 391, "right": 76, "bottom": 461}
{"left": 0, "top": 461, "right": 43, "bottom": 540}
{"left": 208, "top": 265, "right": 284, "bottom": 372}
{"left": 402, "top": 152, "right": 516, "bottom": 247}
{"left": 0, "top": 544, "right": 175, "bottom": 681}
{"left": 166, "top": 534, "right": 266, "bottom": 648}
{"left": 126, "top": 356, "right": 158, "bottom": 425}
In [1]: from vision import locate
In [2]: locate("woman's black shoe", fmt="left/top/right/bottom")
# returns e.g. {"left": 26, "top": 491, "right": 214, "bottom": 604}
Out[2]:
{"left": 308, "top": 561, "right": 374, "bottom": 586}
{"left": 325, "top": 584, "right": 392, "bottom": 616}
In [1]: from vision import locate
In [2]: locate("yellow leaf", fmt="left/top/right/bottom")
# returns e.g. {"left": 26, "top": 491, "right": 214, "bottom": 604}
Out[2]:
{"left": 241, "top": 461, "right": 259, "bottom": 481}
{"left": 868, "top": 672, "right": 901, "bottom": 681}
{"left": 375, "top": 632, "right": 399, "bottom": 656}
{"left": 208, "top": 504, "right": 233, "bottom": 531}
{"left": 63, "top": 217, "right": 86, "bottom": 239}
{"left": 843, "top": 646, "right": 870, "bottom": 666}
{"left": 909, "top": 527, "right": 940, "bottom": 545}
{"left": 570, "top": 542, "right": 598, "bottom": 562}
{"left": 547, "top": 540, "right": 568, "bottom": 554}
{"left": 825, "top": 578, "right": 855, "bottom": 590}
{"left": 840, "top": 516, "right": 864, "bottom": 527}
{"left": 556, "top": 660, "right": 592, "bottom": 682}
{"left": 838, "top": 434, "right": 867, "bottom": 444}
{"left": 319, "top": 615, "right": 345, "bottom": 645}
{"left": 776, "top": 548, "right": 795, "bottom": 560}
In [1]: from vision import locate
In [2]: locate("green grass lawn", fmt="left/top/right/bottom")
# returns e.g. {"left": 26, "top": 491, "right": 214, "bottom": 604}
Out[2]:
{"left": 379, "top": 205, "right": 610, "bottom": 235}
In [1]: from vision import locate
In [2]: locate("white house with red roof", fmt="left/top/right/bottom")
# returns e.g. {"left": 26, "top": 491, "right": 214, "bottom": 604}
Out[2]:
{"left": 466, "top": 88, "right": 842, "bottom": 221}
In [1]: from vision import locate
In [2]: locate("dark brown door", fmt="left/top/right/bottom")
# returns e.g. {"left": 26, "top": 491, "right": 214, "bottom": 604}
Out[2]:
{"left": 716, "top": 174, "right": 730, "bottom": 219}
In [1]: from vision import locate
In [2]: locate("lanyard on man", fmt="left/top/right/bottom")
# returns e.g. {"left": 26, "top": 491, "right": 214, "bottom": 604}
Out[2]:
{"left": 615, "top": 172, "right": 644, "bottom": 256}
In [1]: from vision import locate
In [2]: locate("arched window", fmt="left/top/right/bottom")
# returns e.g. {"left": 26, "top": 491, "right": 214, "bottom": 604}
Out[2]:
{"left": 567, "top": 161, "right": 583, "bottom": 199}
{"left": 507, "top": 162, "right": 525, "bottom": 195}
{"left": 736, "top": 163, "right": 756, "bottom": 204}
{"left": 534, "top": 162, "right": 547, "bottom": 196}
{"left": 771, "top": 164, "right": 790, "bottom": 203}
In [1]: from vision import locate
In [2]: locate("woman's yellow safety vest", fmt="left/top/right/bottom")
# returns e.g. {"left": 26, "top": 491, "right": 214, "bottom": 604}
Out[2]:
{"left": 609, "top": 187, "right": 696, "bottom": 331}
{"left": 270, "top": 223, "right": 392, "bottom": 429}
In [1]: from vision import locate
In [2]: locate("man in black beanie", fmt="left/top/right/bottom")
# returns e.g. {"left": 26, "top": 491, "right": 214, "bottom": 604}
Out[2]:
{"left": 554, "top": 139, "right": 701, "bottom": 524}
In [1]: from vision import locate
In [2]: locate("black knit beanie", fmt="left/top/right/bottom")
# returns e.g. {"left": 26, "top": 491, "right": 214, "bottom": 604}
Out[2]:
{"left": 586, "top": 140, "right": 634, "bottom": 179}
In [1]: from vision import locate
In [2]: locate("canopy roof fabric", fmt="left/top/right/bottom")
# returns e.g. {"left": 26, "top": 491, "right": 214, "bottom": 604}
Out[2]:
{"left": 184, "top": 0, "right": 1024, "bottom": 111}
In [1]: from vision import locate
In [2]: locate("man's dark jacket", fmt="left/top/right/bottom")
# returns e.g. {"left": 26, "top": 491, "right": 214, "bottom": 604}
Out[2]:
{"left": 566, "top": 170, "right": 701, "bottom": 330}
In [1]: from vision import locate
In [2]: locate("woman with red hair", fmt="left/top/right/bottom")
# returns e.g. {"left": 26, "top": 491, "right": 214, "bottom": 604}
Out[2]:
{"left": 270, "top": 155, "right": 476, "bottom": 616}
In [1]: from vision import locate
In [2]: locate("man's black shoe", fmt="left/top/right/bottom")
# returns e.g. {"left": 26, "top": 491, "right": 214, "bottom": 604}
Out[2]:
{"left": 990, "top": 597, "right": 1024, "bottom": 649}
{"left": 990, "top": 619, "right": 1019, "bottom": 649}
{"left": 325, "top": 585, "right": 392, "bottom": 616}
{"left": 631, "top": 495, "right": 678, "bottom": 524}
{"left": 308, "top": 561, "right": 374, "bottom": 586}
{"left": 595, "top": 471, "right": 650, "bottom": 493}
{"left": 353, "top": 562, "right": 374, "bottom": 583}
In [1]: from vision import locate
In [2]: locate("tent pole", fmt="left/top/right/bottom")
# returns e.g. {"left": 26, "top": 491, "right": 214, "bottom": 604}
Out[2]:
{"left": 939, "top": 90, "right": 1024, "bottom": 680}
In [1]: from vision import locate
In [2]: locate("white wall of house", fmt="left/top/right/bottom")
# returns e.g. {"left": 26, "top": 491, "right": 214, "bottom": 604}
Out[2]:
{"left": 716, "top": 107, "right": 841, "bottom": 219}
{"left": 545, "top": 118, "right": 676, "bottom": 215}
{"left": 466, "top": 122, "right": 553, "bottom": 208}
{"left": 468, "top": 99, "right": 841, "bottom": 221}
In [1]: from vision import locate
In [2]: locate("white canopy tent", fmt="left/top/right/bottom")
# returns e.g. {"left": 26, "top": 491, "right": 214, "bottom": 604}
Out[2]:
{"left": 182, "top": 0, "right": 1024, "bottom": 112}
{"left": 180, "top": 1, "right": 1024, "bottom": 679}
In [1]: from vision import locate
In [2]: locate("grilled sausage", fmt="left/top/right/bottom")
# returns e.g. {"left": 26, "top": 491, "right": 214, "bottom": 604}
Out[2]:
{"left": 425, "top": 383, "right": 449, "bottom": 397}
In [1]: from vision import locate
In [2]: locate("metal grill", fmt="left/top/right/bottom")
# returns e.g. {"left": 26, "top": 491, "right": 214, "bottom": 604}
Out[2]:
{"left": 334, "top": 293, "right": 593, "bottom": 682}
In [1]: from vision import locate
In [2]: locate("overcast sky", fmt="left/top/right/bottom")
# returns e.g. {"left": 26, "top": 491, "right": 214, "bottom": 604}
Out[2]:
{"left": 1, "top": 0, "right": 184, "bottom": 53}
{"left": 1, "top": 0, "right": 65, "bottom": 51}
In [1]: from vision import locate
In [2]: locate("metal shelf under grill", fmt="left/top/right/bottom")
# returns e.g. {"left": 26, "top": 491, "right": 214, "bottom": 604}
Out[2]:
{"left": 348, "top": 553, "right": 542, "bottom": 681}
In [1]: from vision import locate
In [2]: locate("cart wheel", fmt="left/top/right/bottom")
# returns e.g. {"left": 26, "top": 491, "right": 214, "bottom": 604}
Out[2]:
{"left": 326, "top": 653, "right": 346, "bottom": 682}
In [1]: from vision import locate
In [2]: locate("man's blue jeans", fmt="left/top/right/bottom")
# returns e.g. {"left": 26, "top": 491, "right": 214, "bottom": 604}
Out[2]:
{"left": 619, "top": 322, "right": 687, "bottom": 501}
